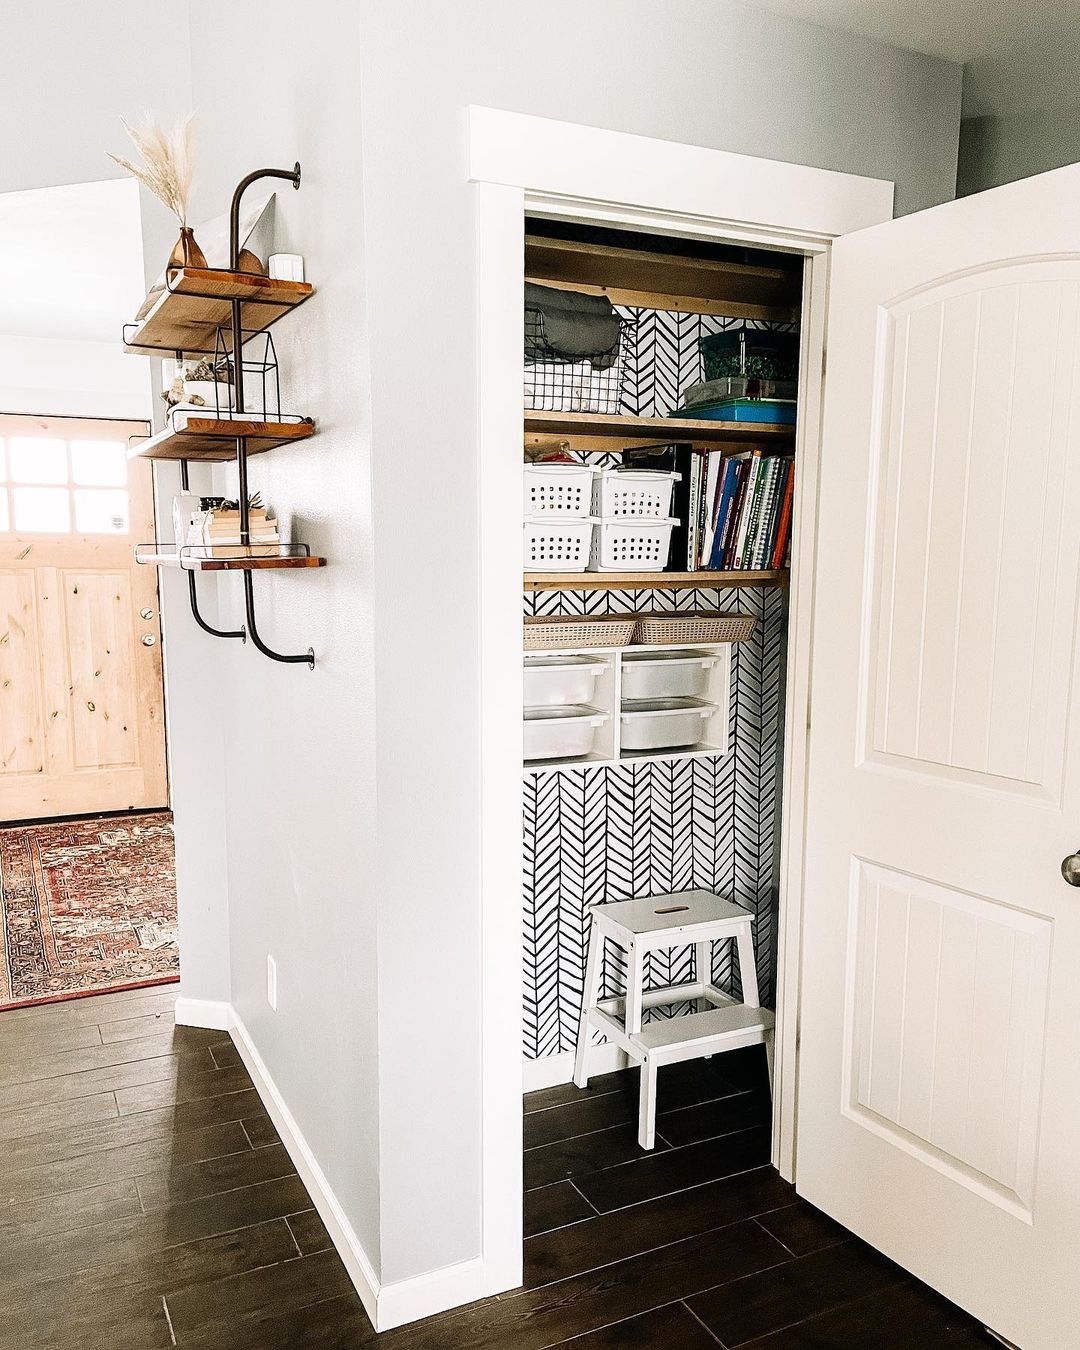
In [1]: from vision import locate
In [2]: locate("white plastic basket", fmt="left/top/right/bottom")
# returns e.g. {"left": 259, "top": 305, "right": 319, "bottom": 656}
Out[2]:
{"left": 523, "top": 656, "right": 607, "bottom": 707}
{"left": 524, "top": 516, "right": 598, "bottom": 572}
{"left": 523, "top": 463, "right": 598, "bottom": 518}
{"left": 620, "top": 697, "right": 717, "bottom": 751}
{"left": 587, "top": 517, "right": 677, "bottom": 573}
{"left": 524, "top": 705, "right": 607, "bottom": 761}
{"left": 621, "top": 650, "right": 718, "bottom": 700}
{"left": 592, "top": 469, "right": 680, "bottom": 520}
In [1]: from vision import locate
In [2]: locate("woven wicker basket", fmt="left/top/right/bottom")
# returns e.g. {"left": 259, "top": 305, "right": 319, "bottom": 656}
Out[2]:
{"left": 633, "top": 612, "right": 757, "bottom": 645}
{"left": 523, "top": 615, "right": 638, "bottom": 651}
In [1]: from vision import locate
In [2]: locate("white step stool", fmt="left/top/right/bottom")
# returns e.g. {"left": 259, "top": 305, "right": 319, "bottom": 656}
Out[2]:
{"left": 573, "top": 889, "right": 775, "bottom": 1150}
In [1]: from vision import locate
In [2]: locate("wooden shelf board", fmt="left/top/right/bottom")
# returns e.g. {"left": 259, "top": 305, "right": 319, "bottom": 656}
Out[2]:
{"left": 524, "top": 408, "right": 794, "bottom": 452}
{"left": 128, "top": 418, "right": 315, "bottom": 462}
{"left": 123, "top": 268, "right": 314, "bottom": 355}
{"left": 137, "top": 549, "right": 326, "bottom": 572}
{"left": 526, "top": 235, "right": 800, "bottom": 321}
{"left": 523, "top": 569, "right": 787, "bottom": 592}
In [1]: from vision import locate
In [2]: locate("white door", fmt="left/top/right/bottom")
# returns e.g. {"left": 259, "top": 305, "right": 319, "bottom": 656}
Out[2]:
{"left": 799, "top": 163, "right": 1080, "bottom": 1350}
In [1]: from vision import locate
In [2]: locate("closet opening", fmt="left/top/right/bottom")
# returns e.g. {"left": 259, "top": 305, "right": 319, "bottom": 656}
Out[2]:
{"left": 520, "top": 217, "right": 804, "bottom": 1250}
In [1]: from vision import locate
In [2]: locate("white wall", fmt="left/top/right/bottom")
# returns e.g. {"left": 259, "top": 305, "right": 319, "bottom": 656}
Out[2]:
{"left": 355, "top": 0, "right": 962, "bottom": 1288}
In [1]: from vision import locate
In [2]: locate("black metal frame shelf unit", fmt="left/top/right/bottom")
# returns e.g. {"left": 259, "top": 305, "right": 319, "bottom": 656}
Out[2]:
{"left": 127, "top": 163, "right": 323, "bottom": 669}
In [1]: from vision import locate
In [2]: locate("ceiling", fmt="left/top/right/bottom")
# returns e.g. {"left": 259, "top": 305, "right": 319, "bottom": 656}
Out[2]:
{"left": 0, "top": 177, "right": 145, "bottom": 343}
{"left": 754, "top": 0, "right": 1080, "bottom": 117}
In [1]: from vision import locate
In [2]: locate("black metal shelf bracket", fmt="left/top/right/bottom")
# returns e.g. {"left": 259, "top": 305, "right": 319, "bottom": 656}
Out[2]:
{"left": 226, "top": 163, "right": 316, "bottom": 670}
{"left": 179, "top": 449, "right": 245, "bottom": 643}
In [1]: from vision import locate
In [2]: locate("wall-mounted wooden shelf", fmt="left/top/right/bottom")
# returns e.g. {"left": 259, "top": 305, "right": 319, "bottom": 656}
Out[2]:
{"left": 128, "top": 417, "right": 315, "bottom": 463}
{"left": 524, "top": 408, "right": 794, "bottom": 452}
{"left": 123, "top": 268, "right": 315, "bottom": 355}
{"left": 525, "top": 235, "right": 800, "bottom": 321}
{"left": 136, "top": 548, "right": 326, "bottom": 572}
{"left": 524, "top": 569, "right": 787, "bottom": 592}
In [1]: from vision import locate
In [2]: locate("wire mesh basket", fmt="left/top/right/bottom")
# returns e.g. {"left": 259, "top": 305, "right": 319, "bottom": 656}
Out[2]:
{"left": 524, "top": 307, "right": 632, "bottom": 414}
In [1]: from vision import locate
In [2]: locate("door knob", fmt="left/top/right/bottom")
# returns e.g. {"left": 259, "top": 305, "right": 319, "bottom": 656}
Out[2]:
{"left": 141, "top": 634, "right": 157, "bottom": 647}
{"left": 1062, "top": 851, "right": 1080, "bottom": 886}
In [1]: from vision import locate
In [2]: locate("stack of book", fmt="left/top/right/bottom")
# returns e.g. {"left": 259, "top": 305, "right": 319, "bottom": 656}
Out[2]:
{"left": 624, "top": 446, "right": 794, "bottom": 572}
{"left": 203, "top": 508, "right": 282, "bottom": 558}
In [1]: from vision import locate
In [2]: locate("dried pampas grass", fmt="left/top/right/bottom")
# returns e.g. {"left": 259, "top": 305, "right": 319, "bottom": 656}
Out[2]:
{"left": 109, "top": 113, "right": 196, "bottom": 225}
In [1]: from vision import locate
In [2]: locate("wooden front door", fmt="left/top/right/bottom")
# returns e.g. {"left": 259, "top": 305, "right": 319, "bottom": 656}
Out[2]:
{"left": 0, "top": 414, "right": 167, "bottom": 820}
{"left": 797, "top": 164, "right": 1080, "bottom": 1350}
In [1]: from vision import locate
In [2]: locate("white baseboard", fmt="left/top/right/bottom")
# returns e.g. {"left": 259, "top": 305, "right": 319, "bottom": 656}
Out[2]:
{"left": 377, "top": 1254, "right": 497, "bottom": 1331}
{"left": 173, "top": 996, "right": 231, "bottom": 1031}
{"left": 227, "top": 1009, "right": 381, "bottom": 1329}
{"left": 198, "top": 1004, "right": 514, "bottom": 1331}
{"left": 523, "top": 1042, "right": 629, "bottom": 1093}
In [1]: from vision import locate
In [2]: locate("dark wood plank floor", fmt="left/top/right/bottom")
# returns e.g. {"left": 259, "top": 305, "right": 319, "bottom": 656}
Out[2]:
{"left": 0, "top": 991, "right": 992, "bottom": 1347}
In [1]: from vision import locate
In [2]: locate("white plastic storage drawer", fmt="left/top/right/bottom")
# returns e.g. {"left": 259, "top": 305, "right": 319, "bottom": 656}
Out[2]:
{"left": 524, "top": 705, "right": 607, "bottom": 761}
{"left": 620, "top": 697, "right": 717, "bottom": 751}
{"left": 523, "top": 463, "right": 598, "bottom": 518}
{"left": 621, "top": 650, "right": 719, "bottom": 700}
{"left": 524, "top": 655, "right": 607, "bottom": 707}
{"left": 592, "top": 469, "right": 680, "bottom": 519}
{"left": 524, "top": 516, "right": 598, "bottom": 572}
{"left": 588, "top": 517, "right": 677, "bottom": 572}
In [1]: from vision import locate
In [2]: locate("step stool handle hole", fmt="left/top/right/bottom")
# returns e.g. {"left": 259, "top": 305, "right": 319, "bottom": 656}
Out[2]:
{"left": 654, "top": 904, "right": 690, "bottom": 914}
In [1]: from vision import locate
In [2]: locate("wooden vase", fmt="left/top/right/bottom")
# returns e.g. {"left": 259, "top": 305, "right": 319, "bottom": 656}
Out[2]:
{"left": 168, "top": 226, "right": 208, "bottom": 271}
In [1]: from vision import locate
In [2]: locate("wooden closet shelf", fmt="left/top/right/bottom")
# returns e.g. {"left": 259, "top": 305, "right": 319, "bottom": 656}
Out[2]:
{"left": 523, "top": 569, "right": 787, "bottom": 592}
{"left": 525, "top": 235, "right": 800, "bottom": 321}
{"left": 123, "top": 268, "right": 315, "bottom": 355}
{"left": 525, "top": 409, "right": 794, "bottom": 452}
{"left": 128, "top": 417, "right": 315, "bottom": 462}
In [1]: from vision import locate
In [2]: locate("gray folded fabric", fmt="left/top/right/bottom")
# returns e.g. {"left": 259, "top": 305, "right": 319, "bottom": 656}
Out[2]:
{"left": 525, "top": 283, "right": 622, "bottom": 369}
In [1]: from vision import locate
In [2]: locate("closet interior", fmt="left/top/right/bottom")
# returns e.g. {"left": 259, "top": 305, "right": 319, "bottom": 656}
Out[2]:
{"left": 520, "top": 220, "right": 802, "bottom": 1180}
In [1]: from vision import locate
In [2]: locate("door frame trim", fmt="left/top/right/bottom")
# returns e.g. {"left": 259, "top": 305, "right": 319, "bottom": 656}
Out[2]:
{"left": 469, "top": 105, "right": 894, "bottom": 1301}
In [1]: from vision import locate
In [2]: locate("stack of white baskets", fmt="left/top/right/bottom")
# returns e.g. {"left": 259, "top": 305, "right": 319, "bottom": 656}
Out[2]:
{"left": 523, "top": 463, "right": 681, "bottom": 574}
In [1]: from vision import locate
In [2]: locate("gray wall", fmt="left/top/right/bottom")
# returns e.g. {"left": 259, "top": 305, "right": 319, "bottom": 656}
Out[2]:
{"left": 958, "top": 106, "right": 1080, "bottom": 196}
{"left": 184, "top": 0, "right": 381, "bottom": 1270}
{"left": 355, "top": 0, "right": 962, "bottom": 1286}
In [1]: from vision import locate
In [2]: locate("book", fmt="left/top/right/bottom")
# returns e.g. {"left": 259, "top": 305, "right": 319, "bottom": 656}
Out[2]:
{"left": 721, "top": 456, "right": 754, "bottom": 569}
{"left": 621, "top": 444, "right": 701, "bottom": 571}
{"left": 687, "top": 451, "right": 704, "bottom": 569}
{"left": 698, "top": 451, "right": 727, "bottom": 568}
{"left": 750, "top": 456, "right": 783, "bottom": 567}
{"left": 732, "top": 453, "right": 768, "bottom": 568}
{"left": 771, "top": 463, "right": 796, "bottom": 569}
{"left": 761, "top": 459, "right": 793, "bottom": 568}
{"left": 706, "top": 454, "right": 745, "bottom": 570}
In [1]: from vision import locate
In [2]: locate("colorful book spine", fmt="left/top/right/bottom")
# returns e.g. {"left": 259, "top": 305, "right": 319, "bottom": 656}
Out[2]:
{"left": 722, "top": 457, "right": 754, "bottom": 569}
{"left": 771, "top": 463, "right": 796, "bottom": 569}
{"left": 698, "top": 451, "right": 724, "bottom": 569}
{"left": 707, "top": 455, "right": 743, "bottom": 569}
{"left": 734, "top": 454, "right": 768, "bottom": 568}
{"left": 753, "top": 458, "right": 786, "bottom": 569}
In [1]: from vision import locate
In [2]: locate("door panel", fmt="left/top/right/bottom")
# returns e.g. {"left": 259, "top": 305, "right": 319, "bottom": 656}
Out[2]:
{"left": 800, "top": 165, "right": 1080, "bottom": 1350}
{"left": 0, "top": 415, "right": 166, "bottom": 820}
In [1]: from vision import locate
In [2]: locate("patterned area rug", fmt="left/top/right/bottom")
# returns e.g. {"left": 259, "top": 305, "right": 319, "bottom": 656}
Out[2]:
{"left": 0, "top": 813, "right": 179, "bottom": 1011}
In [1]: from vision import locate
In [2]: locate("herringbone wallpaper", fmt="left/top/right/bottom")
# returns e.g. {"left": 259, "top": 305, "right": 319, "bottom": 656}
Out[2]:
{"left": 522, "top": 311, "right": 794, "bottom": 1062}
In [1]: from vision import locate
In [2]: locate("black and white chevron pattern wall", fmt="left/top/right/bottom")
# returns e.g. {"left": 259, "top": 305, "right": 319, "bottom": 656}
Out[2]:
{"left": 522, "top": 310, "right": 794, "bottom": 1064}
{"left": 522, "top": 585, "right": 787, "bottom": 1061}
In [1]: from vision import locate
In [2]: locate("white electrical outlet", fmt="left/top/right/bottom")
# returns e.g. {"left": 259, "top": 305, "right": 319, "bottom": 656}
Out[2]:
{"left": 266, "top": 955, "right": 278, "bottom": 1011}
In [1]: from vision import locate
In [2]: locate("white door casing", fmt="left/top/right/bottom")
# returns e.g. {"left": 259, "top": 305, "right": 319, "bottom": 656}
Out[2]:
{"left": 799, "top": 163, "right": 1080, "bottom": 1350}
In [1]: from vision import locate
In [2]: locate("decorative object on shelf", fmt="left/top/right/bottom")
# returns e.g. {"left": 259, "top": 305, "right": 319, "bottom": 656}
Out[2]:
{"left": 172, "top": 490, "right": 200, "bottom": 546}
{"left": 268, "top": 253, "right": 305, "bottom": 281}
{"left": 236, "top": 247, "right": 266, "bottom": 275}
{"left": 163, "top": 357, "right": 234, "bottom": 412}
{"left": 109, "top": 114, "right": 205, "bottom": 272}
